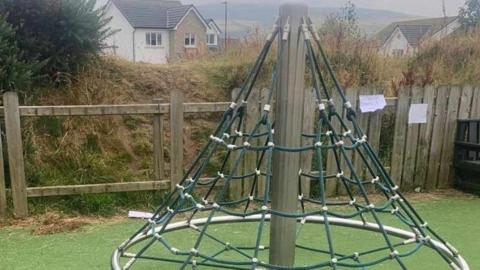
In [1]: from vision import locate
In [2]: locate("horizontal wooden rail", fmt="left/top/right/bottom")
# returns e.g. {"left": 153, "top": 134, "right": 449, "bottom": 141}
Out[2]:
{"left": 4, "top": 178, "right": 221, "bottom": 198}
{"left": 0, "top": 98, "right": 397, "bottom": 117}
{"left": 0, "top": 102, "right": 231, "bottom": 117}
{"left": 26, "top": 180, "right": 170, "bottom": 197}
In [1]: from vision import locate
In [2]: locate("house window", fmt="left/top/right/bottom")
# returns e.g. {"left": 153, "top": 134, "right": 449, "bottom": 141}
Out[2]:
{"left": 146, "top": 32, "right": 162, "bottom": 46}
{"left": 206, "top": 34, "right": 216, "bottom": 45}
{"left": 392, "top": 49, "right": 404, "bottom": 57}
{"left": 185, "top": 33, "right": 196, "bottom": 47}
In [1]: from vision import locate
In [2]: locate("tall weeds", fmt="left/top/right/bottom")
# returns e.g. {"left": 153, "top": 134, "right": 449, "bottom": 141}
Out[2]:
{"left": 403, "top": 28, "right": 480, "bottom": 86}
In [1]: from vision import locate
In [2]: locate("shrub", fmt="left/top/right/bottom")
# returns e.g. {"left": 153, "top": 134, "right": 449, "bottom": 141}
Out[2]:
{"left": 0, "top": 15, "right": 35, "bottom": 92}
{"left": 1, "top": 0, "right": 111, "bottom": 83}
{"left": 459, "top": 0, "right": 480, "bottom": 30}
{"left": 318, "top": 2, "right": 383, "bottom": 88}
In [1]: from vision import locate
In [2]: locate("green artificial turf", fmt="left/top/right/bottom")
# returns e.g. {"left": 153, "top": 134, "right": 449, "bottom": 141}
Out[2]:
{"left": 0, "top": 196, "right": 479, "bottom": 270}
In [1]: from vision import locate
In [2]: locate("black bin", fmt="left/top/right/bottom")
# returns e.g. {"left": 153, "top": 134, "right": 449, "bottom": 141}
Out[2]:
{"left": 455, "top": 119, "right": 480, "bottom": 193}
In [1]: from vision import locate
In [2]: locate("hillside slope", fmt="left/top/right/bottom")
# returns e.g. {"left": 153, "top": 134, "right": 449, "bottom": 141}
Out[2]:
{"left": 198, "top": 3, "right": 420, "bottom": 37}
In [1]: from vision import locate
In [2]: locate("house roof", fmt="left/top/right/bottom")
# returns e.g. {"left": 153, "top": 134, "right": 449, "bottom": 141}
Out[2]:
{"left": 207, "top": 19, "right": 222, "bottom": 33}
{"left": 111, "top": 0, "right": 210, "bottom": 29}
{"left": 375, "top": 16, "right": 458, "bottom": 47}
{"left": 166, "top": 5, "right": 192, "bottom": 28}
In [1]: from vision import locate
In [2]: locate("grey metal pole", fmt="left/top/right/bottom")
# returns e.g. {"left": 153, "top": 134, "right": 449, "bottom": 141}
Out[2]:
{"left": 223, "top": 1, "right": 228, "bottom": 53}
{"left": 269, "top": 3, "right": 308, "bottom": 267}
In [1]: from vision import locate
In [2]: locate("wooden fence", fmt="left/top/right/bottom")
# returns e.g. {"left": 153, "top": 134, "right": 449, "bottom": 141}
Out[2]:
{"left": 0, "top": 85, "right": 479, "bottom": 218}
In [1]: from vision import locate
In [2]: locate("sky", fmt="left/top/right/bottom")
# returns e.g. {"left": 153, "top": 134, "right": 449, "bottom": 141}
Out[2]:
{"left": 184, "top": 0, "right": 467, "bottom": 17}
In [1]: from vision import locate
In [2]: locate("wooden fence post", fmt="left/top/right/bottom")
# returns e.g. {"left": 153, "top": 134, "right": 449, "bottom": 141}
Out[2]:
{"left": 170, "top": 90, "right": 184, "bottom": 191}
{"left": 0, "top": 131, "right": 6, "bottom": 220}
{"left": 152, "top": 99, "right": 165, "bottom": 180}
{"left": 3, "top": 91, "right": 28, "bottom": 218}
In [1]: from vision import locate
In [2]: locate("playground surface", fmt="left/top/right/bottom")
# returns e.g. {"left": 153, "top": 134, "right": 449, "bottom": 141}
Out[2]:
{"left": 0, "top": 192, "right": 478, "bottom": 270}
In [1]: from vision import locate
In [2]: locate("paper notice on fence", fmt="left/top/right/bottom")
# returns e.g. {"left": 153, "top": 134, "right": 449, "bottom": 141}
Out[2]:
{"left": 359, "top": 95, "right": 387, "bottom": 113}
{"left": 408, "top": 104, "right": 428, "bottom": 124}
{"left": 128, "top": 211, "right": 153, "bottom": 219}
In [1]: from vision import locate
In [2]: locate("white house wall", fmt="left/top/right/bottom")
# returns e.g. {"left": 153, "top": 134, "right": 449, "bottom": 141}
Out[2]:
{"left": 381, "top": 27, "right": 413, "bottom": 56}
{"left": 134, "top": 29, "right": 170, "bottom": 64}
{"left": 104, "top": 3, "right": 135, "bottom": 61}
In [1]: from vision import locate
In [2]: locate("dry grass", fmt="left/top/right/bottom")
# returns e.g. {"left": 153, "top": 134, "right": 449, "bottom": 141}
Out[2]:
{"left": 401, "top": 28, "right": 480, "bottom": 87}
{"left": 0, "top": 212, "right": 126, "bottom": 235}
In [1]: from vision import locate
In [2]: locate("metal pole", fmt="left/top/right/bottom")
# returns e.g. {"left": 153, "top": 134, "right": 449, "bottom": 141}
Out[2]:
{"left": 269, "top": 3, "right": 308, "bottom": 267}
{"left": 223, "top": 1, "right": 228, "bottom": 53}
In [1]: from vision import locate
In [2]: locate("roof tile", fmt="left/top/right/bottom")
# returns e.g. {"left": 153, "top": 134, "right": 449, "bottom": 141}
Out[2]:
{"left": 112, "top": 0, "right": 203, "bottom": 29}
{"left": 376, "top": 16, "right": 458, "bottom": 46}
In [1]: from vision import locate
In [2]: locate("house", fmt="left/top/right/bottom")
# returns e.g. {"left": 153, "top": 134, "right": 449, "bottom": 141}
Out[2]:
{"left": 104, "top": 0, "right": 221, "bottom": 64}
{"left": 376, "top": 17, "right": 461, "bottom": 57}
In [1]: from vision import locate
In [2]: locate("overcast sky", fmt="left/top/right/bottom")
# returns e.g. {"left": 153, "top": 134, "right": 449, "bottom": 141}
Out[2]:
{"left": 184, "top": 0, "right": 467, "bottom": 17}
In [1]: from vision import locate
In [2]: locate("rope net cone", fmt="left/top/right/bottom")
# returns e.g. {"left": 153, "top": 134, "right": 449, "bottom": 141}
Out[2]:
{"left": 112, "top": 18, "right": 469, "bottom": 270}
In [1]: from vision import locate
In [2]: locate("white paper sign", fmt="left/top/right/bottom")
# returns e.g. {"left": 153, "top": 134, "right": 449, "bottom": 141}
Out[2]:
{"left": 128, "top": 210, "right": 153, "bottom": 219}
{"left": 359, "top": 95, "right": 387, "bottom": 113}
{"left": 408, "top": 104, "right": 428, "bottom": 124}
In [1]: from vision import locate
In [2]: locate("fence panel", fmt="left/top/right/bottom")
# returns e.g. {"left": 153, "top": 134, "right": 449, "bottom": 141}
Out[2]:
{"left": 426, "top": 86, "right": 450, "bottom": 190}
{"left": 391, "top": 87, "right": 410, "bottom": 186}
{"left": 471, "top": 86, "right": 480, "bottom": 118}
{"left": 365, "top": 86, "right": 383, "bottom": 193}
{"left": 3, "top": 92, "right": 28, "bottom": 218}
{"left": 438, "top": 86, "right": 462, "bottom": 188}
{"left": 325, "top": 89, "right": 343, "bottom": 196}
{"left": 229, "top": 88, "right": 243, "bottom": 200}
{"left": 402, "top": 86, "right": 422, "bottom": 190}
{"left": 352, "top": 88, "right": 370, "bottom": 187}
{"left": 300, "top": 88, "right": 316, "bottom": 198}
{"left": 256, "top": 88, "right": 270, "bottom": 197}
{"left": 414, "top": 86, "right": 437, "bottom": 189}
{"left": 243, "top": 89, "right": 261, "bottom": 198}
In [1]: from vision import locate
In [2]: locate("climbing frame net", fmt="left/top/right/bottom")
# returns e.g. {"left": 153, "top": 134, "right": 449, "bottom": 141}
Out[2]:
{"left": 112, "top": 18, "right": 468, "bottom": 270}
